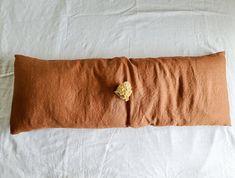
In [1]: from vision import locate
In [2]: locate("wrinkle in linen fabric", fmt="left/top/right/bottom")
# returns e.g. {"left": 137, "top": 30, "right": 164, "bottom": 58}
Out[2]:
{"left": 10, "top": 52, "right": 230, "bottom": 134}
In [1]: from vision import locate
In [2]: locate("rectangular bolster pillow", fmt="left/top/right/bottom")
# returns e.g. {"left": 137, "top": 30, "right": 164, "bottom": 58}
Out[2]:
{"left": 10, "top": 52, "right": 231, "bottom": 134}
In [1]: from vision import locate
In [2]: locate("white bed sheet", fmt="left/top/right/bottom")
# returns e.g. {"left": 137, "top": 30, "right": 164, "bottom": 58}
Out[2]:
{"left": 1, "top": 0, "right": 235, "bottom": 177}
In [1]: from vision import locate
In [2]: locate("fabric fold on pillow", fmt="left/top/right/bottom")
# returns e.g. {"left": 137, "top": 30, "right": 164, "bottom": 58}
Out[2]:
{"left": 10, "top": 52, "right": 231, "bottom": 134}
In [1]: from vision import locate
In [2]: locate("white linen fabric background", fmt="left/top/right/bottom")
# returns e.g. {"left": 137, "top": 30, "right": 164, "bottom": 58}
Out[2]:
{"left": 1, "top": 0, "right": 235, "bottom": 177}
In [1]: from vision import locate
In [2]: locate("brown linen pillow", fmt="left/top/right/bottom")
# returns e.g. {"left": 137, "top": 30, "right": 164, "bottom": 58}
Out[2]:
{"left": 10, "top": 52, "right": 231, "bottom": 134}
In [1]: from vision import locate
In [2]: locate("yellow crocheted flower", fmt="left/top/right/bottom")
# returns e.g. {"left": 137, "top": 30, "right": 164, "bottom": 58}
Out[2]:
{"left": 114, "top": 81, "right": 132, "bottom": 102}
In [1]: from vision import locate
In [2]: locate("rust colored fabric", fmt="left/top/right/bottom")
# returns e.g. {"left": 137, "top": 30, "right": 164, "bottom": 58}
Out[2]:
{"left": 10, "top": 52, "right": 231, "bottom": 134}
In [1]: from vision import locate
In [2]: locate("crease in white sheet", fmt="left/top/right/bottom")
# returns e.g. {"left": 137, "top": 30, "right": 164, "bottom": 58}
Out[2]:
{"left": 98, "top": 129, "right": 118, "bottom": 178}
{"left": 1, "top": 0, "right": 235, "bottom": 177}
